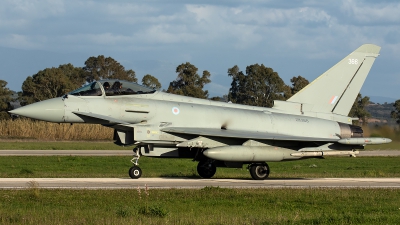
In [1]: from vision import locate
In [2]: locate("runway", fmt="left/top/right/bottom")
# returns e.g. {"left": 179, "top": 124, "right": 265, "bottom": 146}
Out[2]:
{"left": 0, "top": 178, "right": 399, "bottom": 189}
{"left": 1, "top": 150, "right": 400, "bottom": 156}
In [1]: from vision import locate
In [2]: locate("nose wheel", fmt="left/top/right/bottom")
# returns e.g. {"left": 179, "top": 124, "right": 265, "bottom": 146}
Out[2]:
{"left": 129, "top": 166, "right": 142, "bottom": 179}
{"left": 129, "top": 147, "right": 142, "bottom": 179}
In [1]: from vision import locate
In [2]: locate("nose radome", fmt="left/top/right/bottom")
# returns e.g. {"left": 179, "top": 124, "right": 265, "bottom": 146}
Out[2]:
{"left": 9, "top": 98, "right": 65, "bottom": 122}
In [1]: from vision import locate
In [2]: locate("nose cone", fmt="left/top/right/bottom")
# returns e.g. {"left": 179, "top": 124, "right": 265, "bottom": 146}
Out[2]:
{"left": 9, "top": 98, "right": 65, "bottom": 122}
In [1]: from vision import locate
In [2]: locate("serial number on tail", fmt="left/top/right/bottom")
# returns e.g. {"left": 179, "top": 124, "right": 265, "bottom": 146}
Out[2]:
{"left": 348, "top": 58, "right": 358, "bottom": 64}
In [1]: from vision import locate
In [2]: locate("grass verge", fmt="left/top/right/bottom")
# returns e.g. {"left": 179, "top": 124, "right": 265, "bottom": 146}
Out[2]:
{"left": 1, "top": 156, "right": 399, "bottom": 178}
{"left": 364, "top": 141, "right": 400, "bottom": 150}
{"left": 0, "top": 188, "right": 399, "bottom": 224}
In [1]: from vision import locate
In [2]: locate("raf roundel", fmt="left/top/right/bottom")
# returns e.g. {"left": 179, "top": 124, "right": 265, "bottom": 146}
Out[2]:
{"left": 172, "top": 107, "right": 180, "bottom": 115}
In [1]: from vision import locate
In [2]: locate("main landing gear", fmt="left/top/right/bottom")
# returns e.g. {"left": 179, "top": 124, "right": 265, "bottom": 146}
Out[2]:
{"left": 196, "top": 160, "right": 271, "bottom": 180}
{"left": 129, "top": 147, "right": 142, "bottom": 179}
{"left": 248, "top": 163, "right": 270, "bottom": 180}
{"left": 197, "top": 159, "right": 216, "bottom": 178}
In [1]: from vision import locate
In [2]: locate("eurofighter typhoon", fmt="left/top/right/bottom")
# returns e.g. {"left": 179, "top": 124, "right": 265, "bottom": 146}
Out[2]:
{"left": 10, "top": 44, "right": 391, "bottom": 180}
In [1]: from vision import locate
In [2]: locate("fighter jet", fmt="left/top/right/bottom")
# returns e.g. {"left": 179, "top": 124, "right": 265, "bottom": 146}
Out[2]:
{"left": 10, "top": 44, "right": 391, "bottom": 180}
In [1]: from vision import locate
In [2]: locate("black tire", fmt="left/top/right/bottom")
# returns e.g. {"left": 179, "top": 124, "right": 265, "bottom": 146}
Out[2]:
{"left": 129, "top": 166, "right": 142, "bottom": 179}
{"left": 197, "top": 160, "right": 217, "bottom": 178}
{"left": 249, "top": 163, "right": 270, "bottom": 180}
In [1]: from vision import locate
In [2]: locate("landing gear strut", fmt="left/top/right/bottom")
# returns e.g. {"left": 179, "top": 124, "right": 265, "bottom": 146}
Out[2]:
{"left": 129, "top": 147, "right": 142, "bottom": 179}
{"left": 249, "top": 163, "right": 270, "bottom": 180}
{"left": 197, "top": 160, "right": 216, "bottom": 178}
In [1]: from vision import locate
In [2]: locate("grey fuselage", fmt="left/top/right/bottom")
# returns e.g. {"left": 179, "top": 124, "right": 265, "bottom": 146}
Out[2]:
{"left": 63, "top": 91, "right": 348, "bottom": 148}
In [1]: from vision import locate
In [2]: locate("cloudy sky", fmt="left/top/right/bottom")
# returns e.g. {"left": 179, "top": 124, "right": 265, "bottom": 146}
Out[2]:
{"left": 0, "top": 0, "right": 399, "bottom": 102}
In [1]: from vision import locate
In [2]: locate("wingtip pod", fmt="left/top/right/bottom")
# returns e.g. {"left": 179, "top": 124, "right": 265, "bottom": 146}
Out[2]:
{"left": 354, "top": 44, "right": 381, "bottom": 55}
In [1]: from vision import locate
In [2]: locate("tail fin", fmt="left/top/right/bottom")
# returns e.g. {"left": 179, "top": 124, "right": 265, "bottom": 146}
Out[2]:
{"left": 287, "top": 44, "right": 380, "bottom": 116}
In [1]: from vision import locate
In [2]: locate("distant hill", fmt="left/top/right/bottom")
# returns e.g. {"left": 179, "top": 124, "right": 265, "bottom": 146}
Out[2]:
{"left": 365, "top": 102, "right": 397, "bottom": 125}
{"left": 368, "top": 96, "right": 397, "bottom": 104}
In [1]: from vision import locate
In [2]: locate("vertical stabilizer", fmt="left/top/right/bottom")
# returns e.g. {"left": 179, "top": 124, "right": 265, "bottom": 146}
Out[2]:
{"left": 287, "top": 44, "right": 380, "bottom": 116}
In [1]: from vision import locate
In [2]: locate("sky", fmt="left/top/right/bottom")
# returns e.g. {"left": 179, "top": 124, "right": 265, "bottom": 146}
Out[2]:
{"left": 0, "top": 0, "right": 399, "bottom": 103}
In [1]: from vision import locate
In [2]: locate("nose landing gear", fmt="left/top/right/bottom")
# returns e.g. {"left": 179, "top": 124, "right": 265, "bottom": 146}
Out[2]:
{"left": 129, "top": 147, "right": 142, "bottom": 179}
{"left": 129, "top": 166, "right": 142, "bottom": 179}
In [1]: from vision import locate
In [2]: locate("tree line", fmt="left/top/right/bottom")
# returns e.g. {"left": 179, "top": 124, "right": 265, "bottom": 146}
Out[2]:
{"left": 0, "top": 55, "right": 398, "bottom": 124}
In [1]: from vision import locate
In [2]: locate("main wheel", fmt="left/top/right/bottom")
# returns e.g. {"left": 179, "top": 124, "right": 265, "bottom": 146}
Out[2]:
{"left": 197, "top": 160, "right": 217, "bottom": 178}
{"left": 249, "top": 163, "right": 270, "bottom": 180}
{"left": 129, "top": 166, "right": 142, "bottom": 179}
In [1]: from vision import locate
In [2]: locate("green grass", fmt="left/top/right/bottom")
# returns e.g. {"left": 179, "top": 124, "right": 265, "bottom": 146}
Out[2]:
{"left": 1, "top": 156, "right": 399, "bottom": 178}
{"left": 0, "top": 188, "right": 399, "bottom": 224}
{"left": 364, "top": 141, "right": 400, "bottom": 150}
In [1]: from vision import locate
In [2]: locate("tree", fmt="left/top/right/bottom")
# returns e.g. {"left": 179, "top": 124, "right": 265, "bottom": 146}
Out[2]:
{"left": 58, "top": 63, "right": 87, "bottom": 87}
{"left": 210, "top": 96, "right": 221, "bottom": 101}
{"left": 142, "top": 74, "right": 161, "bottom": 90}
{"left": 0, "top": 80, "right": 13, "bottom": 120}
{"left": 290, "top": 76, "right": 309, "bottom": 95}
{"left": 348, "top": 93, "right": 371, "bottom": 125}
{"left": 227, "top": 64, "right": 291, "bottom": 107}
{"left": 391, "top": 100, "right": 400, "bottom": 124}
{"left": 20, "top": 64, "right": 85, "bottom": 105}
{"left": 167, "top": 62, "right": 211, "bottom": 99}
{"left": 227, "top": 65, "right": 247, "bottom": 104}
{"left": 210, "top": 95, "right": 228, "bottom": 102}
{"left": 83, "top": 55, "right": 137, "bottom": 83}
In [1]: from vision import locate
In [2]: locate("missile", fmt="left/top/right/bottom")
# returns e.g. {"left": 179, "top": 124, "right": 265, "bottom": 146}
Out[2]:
{"left": 290, "top": 151, "right": 359, "bottom": 157}
{"left": 338, "top": 138, "right": 392, "bottom": 145}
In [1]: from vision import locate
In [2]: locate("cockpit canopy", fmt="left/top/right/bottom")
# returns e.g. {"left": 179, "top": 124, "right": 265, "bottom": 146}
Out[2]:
{"left": 69, "top": 79, "right": 156, "bottom": 97}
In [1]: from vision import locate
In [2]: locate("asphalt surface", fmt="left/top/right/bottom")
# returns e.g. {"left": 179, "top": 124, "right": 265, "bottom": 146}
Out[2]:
{"left": 1, "top": 150, "right": 400, "bottom": 156}
{"left": 0, "top": 178, "right": 399, "bottom": 189}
